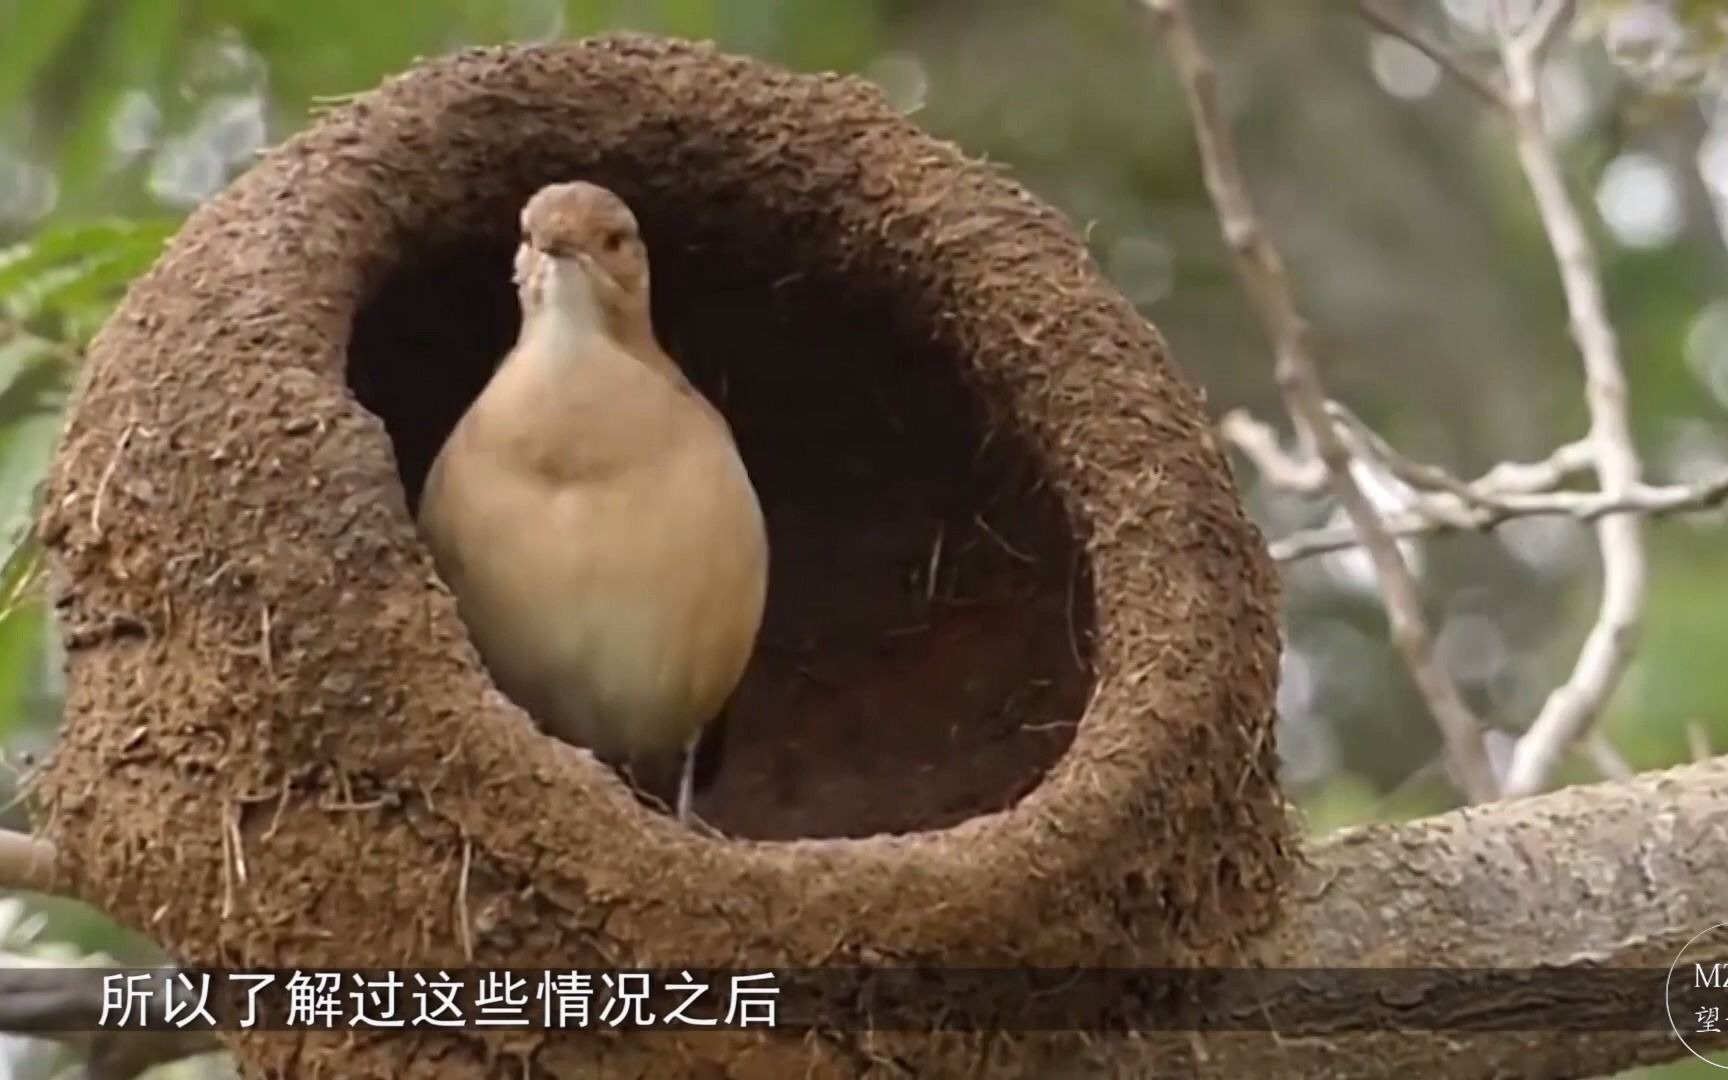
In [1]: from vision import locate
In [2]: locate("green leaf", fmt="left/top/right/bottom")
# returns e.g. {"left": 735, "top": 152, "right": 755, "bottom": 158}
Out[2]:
{"left": 0, "top": 219, "right": 173, "bottom": 302}
{"left": 0, "top": 350, "right": 68, "bottom": 432}
{"left": 17, "top": 232, "right": 168, "bottom": 325}
{"left": 0, "top": 602, "right": 45, "bottom": 747}
{"left": 0, "top": 408, "right": 62, "bottom": 746}
{"left": 0, "top": 218, "right": 174, "bottom": 338}
{"left": 0, "top": 337, "right": 65, "bottom": 429}
{"left": 0, "top": 413, "right": 60, "bottom": 563}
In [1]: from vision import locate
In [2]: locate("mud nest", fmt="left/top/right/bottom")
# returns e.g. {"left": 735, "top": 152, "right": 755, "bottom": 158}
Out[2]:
{"left": 34, "top": 34, "right": 1291, "bottom": 1076}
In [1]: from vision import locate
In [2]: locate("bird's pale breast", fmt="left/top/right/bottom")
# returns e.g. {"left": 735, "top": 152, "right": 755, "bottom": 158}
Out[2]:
{"left": 420, "top": 405, "right": 767, "bottom": 764}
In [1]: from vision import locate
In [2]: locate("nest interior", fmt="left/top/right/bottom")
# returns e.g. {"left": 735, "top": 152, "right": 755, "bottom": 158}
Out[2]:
{"left": 352, "top": 189, "right": 1092, "bottom": 843}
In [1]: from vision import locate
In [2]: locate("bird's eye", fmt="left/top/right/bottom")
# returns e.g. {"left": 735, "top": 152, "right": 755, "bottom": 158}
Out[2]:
{"left": 601, "top": 230, "right": 627, "bottom": 253}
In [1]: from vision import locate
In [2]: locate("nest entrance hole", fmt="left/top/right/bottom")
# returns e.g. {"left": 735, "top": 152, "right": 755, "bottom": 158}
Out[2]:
{"left": 348, "top": 194, "right": 1095, "bottom": 841}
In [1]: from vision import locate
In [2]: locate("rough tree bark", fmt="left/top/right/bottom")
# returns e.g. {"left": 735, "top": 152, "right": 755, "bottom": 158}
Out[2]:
{"left": 1128, "top": 755, "right": 1728, "bottom": 1077}
{"left": 5, "top": 758, "right": 1724, "bottom": 1077}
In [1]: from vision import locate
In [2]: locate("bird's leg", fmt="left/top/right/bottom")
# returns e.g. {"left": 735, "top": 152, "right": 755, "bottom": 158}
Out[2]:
{"left": 675, "top": 730, "right": 700, "bottom": 824}
{"left": 595, "top": 752, "right": 665, "bottom": 814}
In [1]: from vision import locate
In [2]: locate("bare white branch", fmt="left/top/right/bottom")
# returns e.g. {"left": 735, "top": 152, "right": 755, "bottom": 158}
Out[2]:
{"left": 1585, "top": 733, "right": 1633, "bottom": 781}
{"left": 1490, "top": 0, "right": 1646, "bottom": 799}
{"left": 1518, "top": 0, "right": 1575, "bottom": 57}
{"left": 1472, "top": 438, "right": 1595, "bottom": 495}
{"left": 1270, "top": 468, "right": 1728, "bottom": 561}
{"left": 1219, "top": 409, "right": 1329, "bottom": 494}
{"left": 1145, "top": 0, "right": 1499, "bottom": 802}
{"left": 1226, "top": 403, "right": 1597, "bottom": 503}
{"left": 1687, "top": 720, "right": 1713, "bottom": 764}
{"left": 0, "top": 830, "right": 56, "bottom": 895}
{"left": 1350, "top": 0, "right": 1509, "bottom": 110}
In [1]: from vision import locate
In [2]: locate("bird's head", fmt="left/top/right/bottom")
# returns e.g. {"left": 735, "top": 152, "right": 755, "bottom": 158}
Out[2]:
{"left": 513, "top": 181, "right": 651, "bottom": 336}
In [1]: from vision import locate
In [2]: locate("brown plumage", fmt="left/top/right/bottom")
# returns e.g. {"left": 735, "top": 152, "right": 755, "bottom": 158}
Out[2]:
{"left": 417, "top": 180, "right": 769, "bottom": 822}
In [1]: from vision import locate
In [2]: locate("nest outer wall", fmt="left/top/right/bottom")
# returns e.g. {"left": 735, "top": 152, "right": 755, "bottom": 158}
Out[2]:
{"left": 33, "top": 34, "right": 1291, "bottom": 1077}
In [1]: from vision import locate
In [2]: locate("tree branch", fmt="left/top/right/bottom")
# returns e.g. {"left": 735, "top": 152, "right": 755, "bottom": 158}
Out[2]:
{"left": 1225, "top": 405, "right": 1599, "bottom": 505}
{"left": 1219, "top": 409, "right": 1328, "bottom": 495}
{"left": 1519, "top": 0, "right": 1576, "bottom": 57}
{"left": 1349, "top": 0, "right": 1509, "bottom": 110}
{"left": 1244, "top": 0, "right": 1657, "bottom": 799}
{"left": 1268, "top": 466, "right": 1728, "bottom": 561}
{"left": 1145, "top": 0, "right": 1500, "bottom": 802}
{"left": 1488, "top": 0, "right": 1646, "bottom": 798}
{"left": 0, "top": 965, "right": 221, "bottom": 1080}
{"left": 11, "top": 759, "right": 1726, "bottom": 1077}
{"left": 0, "top": 829, "right": 58, "bottom": 896}
{"left": 1117, "top": 756, "right": 1728, "bottom": 1076}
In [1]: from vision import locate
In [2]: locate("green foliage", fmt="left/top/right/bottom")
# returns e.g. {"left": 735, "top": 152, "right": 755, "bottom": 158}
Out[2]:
{"left": 0, "top": 219, "right": 177, "bottom": 339}
{"left": 51, "top": 0, "right": 187, "bottom": 207}
{"left": 0, "top": 218, "right": 173, "bottom": 753}
{"left": 0, "top": 0, "right": 95, "bottom": 116}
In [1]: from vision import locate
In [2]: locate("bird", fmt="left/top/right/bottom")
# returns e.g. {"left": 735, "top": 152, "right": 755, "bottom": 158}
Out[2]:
{"left": 416, "top": 179, "right": 769, "bottom": 825}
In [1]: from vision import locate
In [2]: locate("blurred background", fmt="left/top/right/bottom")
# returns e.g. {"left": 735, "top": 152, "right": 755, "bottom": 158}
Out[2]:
{"left": 0, "top": 0, "right": 1724, "bottom": 1076}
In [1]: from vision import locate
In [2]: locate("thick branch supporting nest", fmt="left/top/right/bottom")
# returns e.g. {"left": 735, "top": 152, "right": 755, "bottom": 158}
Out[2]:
{"left": 30, "top": 35, "right": 1289, "bottom": 1076}
{"left": 12, "top": 759, "right": 1726, "bottom": 1078}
